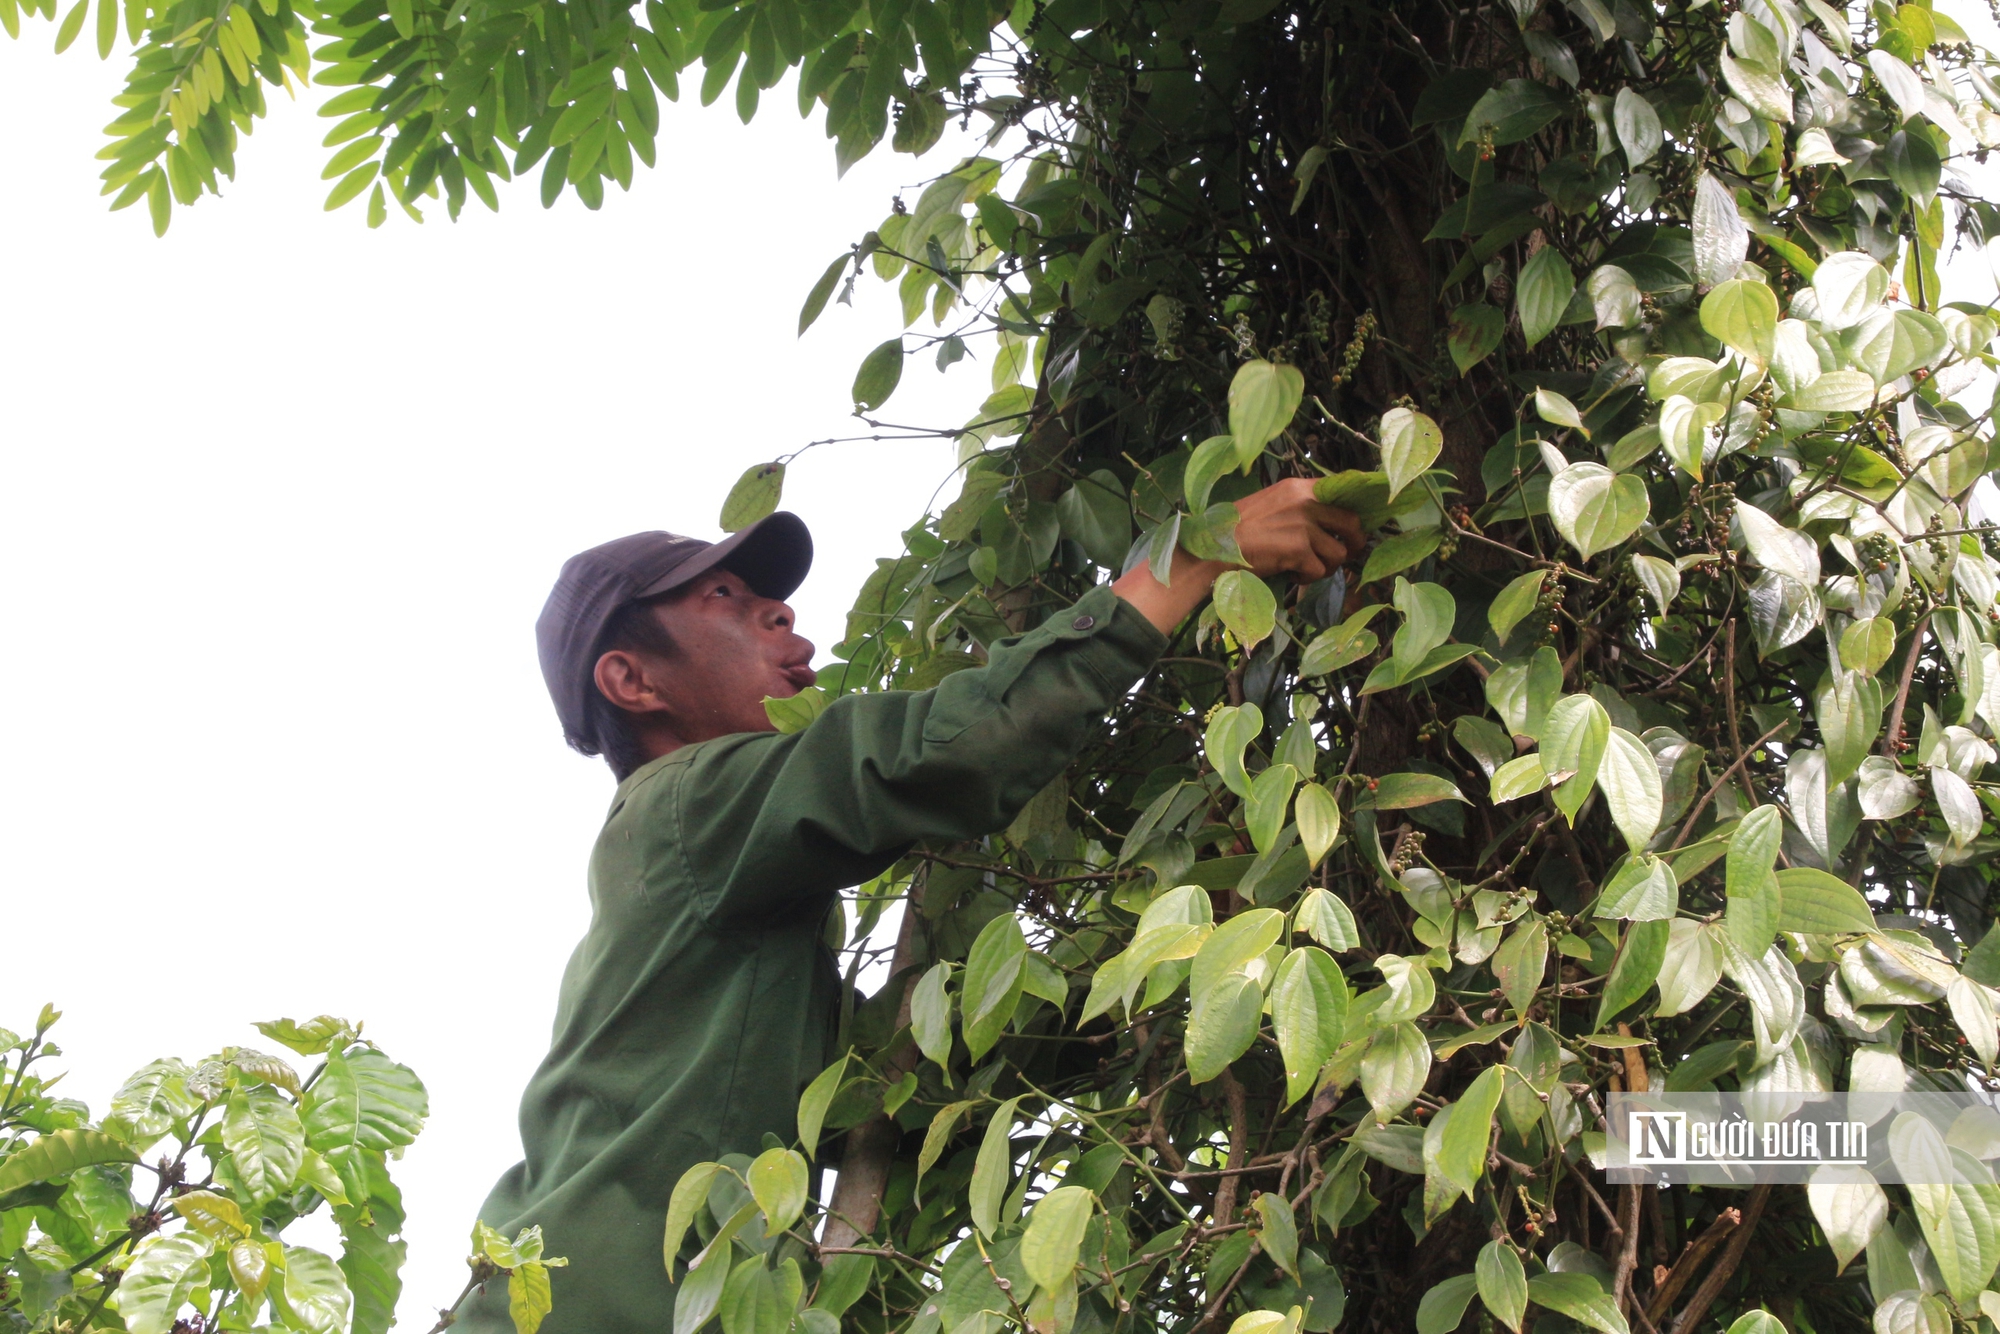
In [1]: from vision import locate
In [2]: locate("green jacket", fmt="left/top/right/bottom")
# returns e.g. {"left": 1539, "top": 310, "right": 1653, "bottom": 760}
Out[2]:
{"left": 464, "top": 585, "right": 1165, "bottom": 1334}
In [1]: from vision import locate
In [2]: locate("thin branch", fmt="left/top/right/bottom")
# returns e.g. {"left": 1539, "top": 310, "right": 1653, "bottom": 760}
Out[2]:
{"left": 1208, "top": 1069, "right": 1251, "bottom": 1227}
{"left": 1882, "top": 610, "right": 1935, "bottom": 757}
{"left": 1723, "top": 620, "right": 1747, "bottom": 784}
{"left": 1665, "top": 1185, "right": 1769, "bottom": 1334}
{"left": 1612, "top": 1044, "right": 1649, "bottom": 1313}
{"left": 1644, "top": 1206, "right": 1742, "bottom": 1327}
{"left": 1641, "top": 585, "right": 1736, "bottom": 697}
{"left": 425, "top": 1265, "right": 496, "bottom": 1334}
{"left": 1668, "top": 720, "right": 1792, "bottom": 850}
{"left": 813, "top": 1246, "right": 933, "bottom": 1266}
{"left": 1573, "top": 1166, "right": 1624, "bottom": 1239}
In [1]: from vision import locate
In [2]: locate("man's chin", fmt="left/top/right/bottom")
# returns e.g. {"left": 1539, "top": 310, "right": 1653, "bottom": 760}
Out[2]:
{"left": 757, "top": 676, "right": 813, "bottom": 708}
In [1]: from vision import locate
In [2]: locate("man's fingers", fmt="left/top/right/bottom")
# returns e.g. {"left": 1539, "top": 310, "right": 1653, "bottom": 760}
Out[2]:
{"left": 1287, "top": 549, "right": 1329, "bottom": 582}
{"left": 1307, "top": 502, "right": 1366, "bottom": 553}
{"left": 1233, "top": 484, "right": 1367, "bottom": 582}
{"left": 1305, "top": 527, "right": 1349, "bottom": 572}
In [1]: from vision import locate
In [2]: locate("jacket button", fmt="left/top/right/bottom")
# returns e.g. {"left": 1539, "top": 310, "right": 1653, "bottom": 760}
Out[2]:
{"left": 1072, "top": 614, "right": 1096, "bottom": 630}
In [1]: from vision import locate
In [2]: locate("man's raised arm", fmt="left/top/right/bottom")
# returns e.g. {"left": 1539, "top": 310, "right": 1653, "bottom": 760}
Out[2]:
{"left": 666, "top": 478, "right": 1361, "bottom": 925}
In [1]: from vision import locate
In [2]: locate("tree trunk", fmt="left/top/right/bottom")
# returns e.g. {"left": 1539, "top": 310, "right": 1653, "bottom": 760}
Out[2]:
{"left": 821, "top": 882, "right": 924, "bottom": 1251}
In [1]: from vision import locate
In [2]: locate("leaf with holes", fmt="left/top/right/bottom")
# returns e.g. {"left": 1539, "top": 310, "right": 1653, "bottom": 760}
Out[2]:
{"left": 720, "top": 463, "right": 785, "bottom": 532}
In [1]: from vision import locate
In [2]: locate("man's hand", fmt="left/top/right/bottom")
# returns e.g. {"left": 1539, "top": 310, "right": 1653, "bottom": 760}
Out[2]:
{"left": 1111, "top": 478, "right": 1366, "bottom": 634}
{"left": 1232, "top": 477, "right": 1365, "bottom": 583}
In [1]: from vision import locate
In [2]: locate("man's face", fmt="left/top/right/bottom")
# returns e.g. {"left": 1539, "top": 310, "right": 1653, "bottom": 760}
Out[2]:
{"left": 641, "top": 568, "right": 817, "bottom": 741}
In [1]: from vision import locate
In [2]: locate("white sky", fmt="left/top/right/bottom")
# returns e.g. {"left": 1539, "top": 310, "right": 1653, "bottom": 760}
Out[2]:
{"left": 5, "top": 8, "right": 2000, "bottom": 1329}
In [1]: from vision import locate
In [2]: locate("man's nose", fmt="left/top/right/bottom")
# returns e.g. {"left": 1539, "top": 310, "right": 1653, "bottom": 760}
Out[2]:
{"left": 764, "top": 598, "right": 795, "bottom": 631}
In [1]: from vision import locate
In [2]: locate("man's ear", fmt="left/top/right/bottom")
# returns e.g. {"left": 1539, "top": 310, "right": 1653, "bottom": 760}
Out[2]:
{"left": 593, "top": 649, "right": 672, "bottom": 715}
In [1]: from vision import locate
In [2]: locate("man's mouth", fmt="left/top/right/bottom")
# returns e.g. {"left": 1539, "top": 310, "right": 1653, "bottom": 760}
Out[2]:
{"left": 781, "top": 659, "right": 818, "bottom": 690}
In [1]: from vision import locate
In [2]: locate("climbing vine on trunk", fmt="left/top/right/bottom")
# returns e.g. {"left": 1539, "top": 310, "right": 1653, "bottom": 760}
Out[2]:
{"left": 693, "top": 0, "right": 2000, "bottom": 1331}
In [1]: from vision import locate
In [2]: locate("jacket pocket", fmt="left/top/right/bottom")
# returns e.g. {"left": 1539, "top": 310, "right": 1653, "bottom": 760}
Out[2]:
{"left": 920, "top": 671, "right": 997, "bottom": 743}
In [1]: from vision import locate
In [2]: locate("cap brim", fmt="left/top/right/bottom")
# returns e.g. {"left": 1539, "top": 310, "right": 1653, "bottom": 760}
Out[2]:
{"left": 636, "top": 511, "right": 813, "bottom": 602}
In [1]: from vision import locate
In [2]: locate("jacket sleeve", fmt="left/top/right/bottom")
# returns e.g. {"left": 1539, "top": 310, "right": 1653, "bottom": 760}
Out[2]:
{"left": 665, "top": 584, "right": 1166, "bottom": 926}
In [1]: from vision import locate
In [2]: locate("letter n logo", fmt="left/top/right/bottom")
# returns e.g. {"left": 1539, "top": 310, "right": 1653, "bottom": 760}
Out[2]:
{"left": 1629, "top": 1111, "right": 1686, "bottom": 1164}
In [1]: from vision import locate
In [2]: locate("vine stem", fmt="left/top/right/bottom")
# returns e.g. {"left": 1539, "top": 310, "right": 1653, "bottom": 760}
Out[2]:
{"left": 1881, "top": 609, "right": 1935, "bottom": 758}
{"left": 822, "top": 874, "right": 927, "bottom": 1251}
{"left": 1572, "top": 1164, "right": 1624, "bottom": 1238}
{"left": 972, "top": 1234, "right": 1036, "bottom": 1328}
{"left": 1645, "top": 1205, "right": 1743, "bottom": 1326}
{"left": 1611, "top": 1041, "right": 1648, "bottom": 1314}
{"left": 1666, "top": 719, "right": 1792, "bottom": 850}
{"left": 1441, "top": 508, "right": 1601, "bottom": 582}
{"left": 1665, "top": 1185, "right": 1769, "bottom": 1334}
{"left": 1207, "top": 1069, "right": 1251, "bottom": 1229}
{"left": 813, "top": 1246, "right": 940, "bottom": 1275}
{"left": 1012, "top": 1072, "right": 1198, "bottom": 1224}
{"left": 1723, "top": 620, "right": 1747, "bottom": 784}
{"left": 1640, "top": 583, "right": 1735, "bottom": 698}
{"left": 424, "top": 1268, "right": 491, "bottom": 1334}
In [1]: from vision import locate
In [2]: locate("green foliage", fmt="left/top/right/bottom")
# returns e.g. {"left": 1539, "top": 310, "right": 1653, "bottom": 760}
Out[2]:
{"left": 0, "top": 1007, "right": 513, "bottom": 1334}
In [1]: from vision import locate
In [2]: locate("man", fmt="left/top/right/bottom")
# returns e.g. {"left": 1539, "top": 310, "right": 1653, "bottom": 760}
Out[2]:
{"left": 464, "top": 478, "right": 1360, "bottom": 1333}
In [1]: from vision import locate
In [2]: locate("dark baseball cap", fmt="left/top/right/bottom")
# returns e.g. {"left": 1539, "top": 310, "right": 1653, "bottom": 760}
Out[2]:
{"left": 536, "top": 512, "right": 813, "bottom": 753}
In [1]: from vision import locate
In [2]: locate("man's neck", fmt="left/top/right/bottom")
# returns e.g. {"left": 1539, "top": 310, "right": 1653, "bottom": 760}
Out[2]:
{"left": 625, "top": 716, "right": 690, "bottom": 768}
